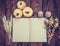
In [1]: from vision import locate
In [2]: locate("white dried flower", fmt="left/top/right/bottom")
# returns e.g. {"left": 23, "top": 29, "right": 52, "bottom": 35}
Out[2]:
{"left": 38, "top": 11, "right": 43, "bottom": 17}
{"left": 45, "top": 11, "right": 52, "bottom": 18}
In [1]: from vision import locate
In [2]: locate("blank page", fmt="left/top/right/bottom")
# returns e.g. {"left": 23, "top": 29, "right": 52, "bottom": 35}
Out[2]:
{"left": 30, "top": 18, "right": 47, "bottom": 42}
{"left": 12, "top": 18, "right": 30, "bottom": 42}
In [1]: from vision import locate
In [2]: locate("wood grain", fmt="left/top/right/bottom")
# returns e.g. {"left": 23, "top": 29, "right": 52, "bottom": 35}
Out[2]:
{"left": 0, "top": 0, "right": 60, "bottom": 46}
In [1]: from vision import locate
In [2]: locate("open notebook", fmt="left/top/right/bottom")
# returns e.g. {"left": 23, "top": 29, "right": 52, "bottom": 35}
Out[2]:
{"left": 12, "top": 18, "right": 47, "bottom": 42}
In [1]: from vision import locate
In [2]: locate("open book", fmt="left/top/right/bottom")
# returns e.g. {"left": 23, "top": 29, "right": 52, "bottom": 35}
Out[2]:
{"left": 12, "top": 18, "right": 47, "bottom": 42}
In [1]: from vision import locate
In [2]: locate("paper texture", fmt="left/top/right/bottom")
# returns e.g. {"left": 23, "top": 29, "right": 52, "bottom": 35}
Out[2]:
{"left": 12, "top": 18, "right": 47, "bottom": 42}
{"left": 13, "top": 18, "right": 30, "bottom": 42}
{"left": 30, "top": 18, "right": 47, "bottom": 42}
